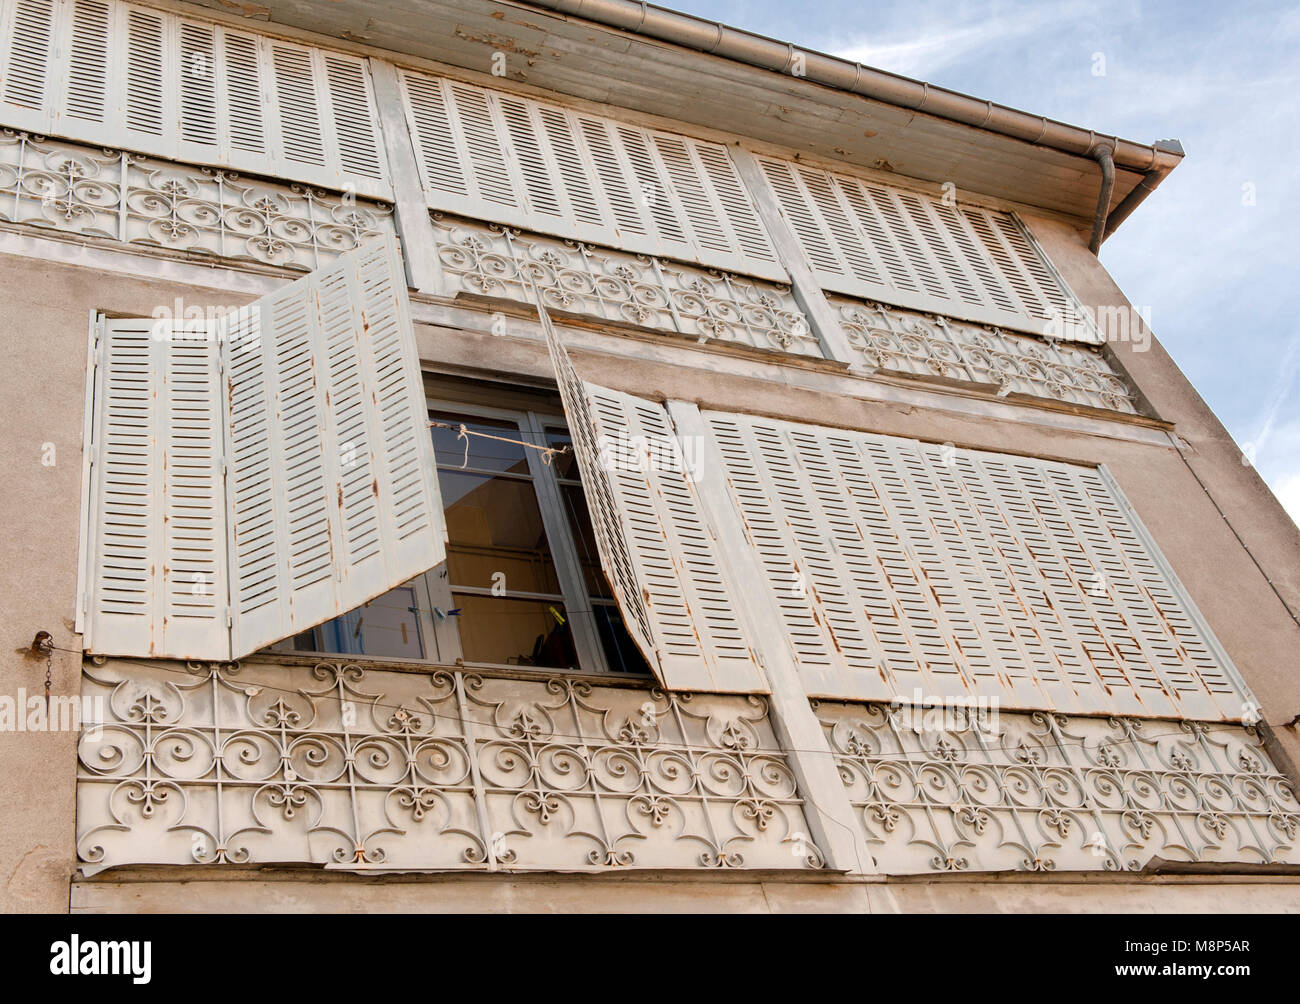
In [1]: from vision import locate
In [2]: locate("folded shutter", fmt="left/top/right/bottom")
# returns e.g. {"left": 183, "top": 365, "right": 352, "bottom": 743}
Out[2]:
{"left": 83, "top": 318, "right": 229, "bottom": 659}
{"left": 702, "top": 409, "right": 1252, "bottom": 721}
{"left": 399, "top": 67, "right": 782, "bottom": 281}
{"left": 540, "top": 308, "right": 766, "bottom": 693}
{"left": 757, "top": 155, "right": 1096, "bottom": 340}
{"left": 82, "top": 237, "right": 444, "bottom": 660}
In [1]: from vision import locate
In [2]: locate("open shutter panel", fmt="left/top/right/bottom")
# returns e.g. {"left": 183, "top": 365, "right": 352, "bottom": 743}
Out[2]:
{"left": 225, "top": 236, "right": 444, "bottom": 660}
{"left": 756, "top": 154, "right": 1098, "bottom": 340}
{"left": 702, "top": 410, "right": 1252, "bottom": 721}
{"left": 398, "top": 67, "right": 783, "bottom": 280}
{"left": 84, "top": 238, "right": 443, "bottom": 660}
{"left": 540, "top": 309, "right": 766, "bottom": 693}
{"left": 0, "top": 0, "right": 391, "bottom": 198}
{"left": 84, "top": 319, "right": 230, "bottom": 659}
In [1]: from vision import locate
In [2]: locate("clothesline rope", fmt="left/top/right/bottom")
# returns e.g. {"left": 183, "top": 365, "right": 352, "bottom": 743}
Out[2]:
{"left": 427, "top": 419, "right": 572, "bottom": 468}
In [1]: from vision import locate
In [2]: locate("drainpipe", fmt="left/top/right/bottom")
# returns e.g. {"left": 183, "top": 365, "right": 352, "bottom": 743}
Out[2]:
{"left": 1103, "top": 168, "right": 1163, "bottom": 240}
{"left": 1088, "top": 144, "right": 1115, "bottom": 255}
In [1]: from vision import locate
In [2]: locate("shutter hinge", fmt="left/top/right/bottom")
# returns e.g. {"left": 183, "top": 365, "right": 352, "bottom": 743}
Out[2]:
{"left": 226, "top": 612, "right": 233, "bottom": 629}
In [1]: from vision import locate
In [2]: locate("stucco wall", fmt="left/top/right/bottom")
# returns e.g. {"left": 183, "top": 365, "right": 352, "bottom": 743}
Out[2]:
{"left": 0, "top": 252, "right": 260, "bottom": 912}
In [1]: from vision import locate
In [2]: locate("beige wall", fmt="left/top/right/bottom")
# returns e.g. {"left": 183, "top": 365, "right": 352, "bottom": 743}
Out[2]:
{"left": 0, "top": 254, "right": 257, "bottom": 912}
{"left": 68, "top": 872, "right": 1300, "bottom": 914}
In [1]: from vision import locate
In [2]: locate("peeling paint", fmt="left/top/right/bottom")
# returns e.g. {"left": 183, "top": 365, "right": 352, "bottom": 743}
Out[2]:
{"left": 213, "top": 0, "right": 270, "bottom": 19}
{"left": 453, "top": 28, "right": 541, "bottom": 57}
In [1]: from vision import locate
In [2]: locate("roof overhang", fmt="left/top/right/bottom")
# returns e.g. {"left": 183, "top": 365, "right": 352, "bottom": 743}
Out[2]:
{"left": 181, "top": 0, "right": 1181, "bottom": 234}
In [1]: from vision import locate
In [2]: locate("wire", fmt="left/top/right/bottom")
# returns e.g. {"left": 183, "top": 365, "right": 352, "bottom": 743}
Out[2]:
{"left": 54, "top": 643, "right": 1284, "bottom": 769}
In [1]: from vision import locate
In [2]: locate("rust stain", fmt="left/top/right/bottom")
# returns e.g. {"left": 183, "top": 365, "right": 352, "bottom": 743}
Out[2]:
{"left": 337, "top": 485, "right": 344, "bottom": 509}
{"left": 863, "top": 129, "right": 878, "bottom": 138}
{"left": 490, "top": 9, "right": 504, "bottom": 17}
{"left": 371, "top": 478, "right": 379, "bottom": 497}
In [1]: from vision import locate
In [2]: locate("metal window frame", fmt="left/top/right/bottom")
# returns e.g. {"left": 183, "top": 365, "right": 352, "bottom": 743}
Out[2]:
{"left": 280, "top": 388, "right": 628, "bottom": 676}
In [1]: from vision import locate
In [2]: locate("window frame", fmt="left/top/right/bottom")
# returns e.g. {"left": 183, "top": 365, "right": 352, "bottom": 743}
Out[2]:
{"left": 278, "top": 389, "right": 638, "bottom": 677}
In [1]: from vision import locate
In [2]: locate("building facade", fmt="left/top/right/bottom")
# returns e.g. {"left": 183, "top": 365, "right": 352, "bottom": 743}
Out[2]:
{"left": 2, "top": 0, "right": 1299, "bottom": 913}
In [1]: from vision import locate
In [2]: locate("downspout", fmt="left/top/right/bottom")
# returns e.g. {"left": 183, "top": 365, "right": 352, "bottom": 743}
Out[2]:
{"left": 1088, "top": 144, "right": 1115, "bottom": 255}
{"left": 1103, "top": 168, "right": 1164, "bottom": 240}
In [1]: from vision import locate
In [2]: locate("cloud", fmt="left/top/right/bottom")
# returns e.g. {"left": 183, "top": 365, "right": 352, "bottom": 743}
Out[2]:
{"left": 828, "top": 0, "right": 1096, "bottom": 80}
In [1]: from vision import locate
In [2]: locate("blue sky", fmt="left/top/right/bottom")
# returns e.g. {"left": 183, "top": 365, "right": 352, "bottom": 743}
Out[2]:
{"left": 672, "top": 0, "right": 1300, "bottom": 524}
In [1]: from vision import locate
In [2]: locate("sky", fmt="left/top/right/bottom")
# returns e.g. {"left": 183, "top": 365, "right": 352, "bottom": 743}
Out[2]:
{"left": 668, "top": 0, "right": 1300, "bottom": 524}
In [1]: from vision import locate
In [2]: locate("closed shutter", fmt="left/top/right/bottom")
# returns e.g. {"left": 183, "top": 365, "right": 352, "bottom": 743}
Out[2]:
{"left": 399, "top": 67, "right": 783, "bottom": 281}
{"left": 0, "top": 0, "right": 58, "bottom": 131}
{"left": 0, "top": 0, "right": 391, "bottom": 198}
{"left": 757, "top": 156, "right": 1096, "bottom": 340}
{"left": 703, "top": 410, "right": 1252, "bottom": 721}
{"left": 82, "top": 237, "right": 444, "bottom": 660}
{"left": 540, "top": 307, "right": 766, "bottom": 693}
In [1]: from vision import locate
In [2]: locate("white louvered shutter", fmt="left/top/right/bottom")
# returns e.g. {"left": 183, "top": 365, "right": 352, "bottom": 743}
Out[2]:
{"left": 223, "top": 236, "right": 444, "bottom": 659}
{"left": 84, "top": 318, "right": 230, "bottom": 659}
{"left": 703, "top": 410, "right": 1252, "bottom": 721}
{"left": 540, "top": 309, "right": 766, "bottom": 693}
{"left": 83, "top": 237, "right": 443, "bottom": 660}
{"left": 757, "top": 156, "right": 1096, "bottom": 340}
{"left": 399, "top": 68, "right": 782, "bottom": 280}
{"left": 59, "top": 0, "right": 113, "bottom": 143}
{"left": 0, "top": 0, "right": 58, "bottom": 132}
{"left": 0, "top": 0, "right": 391, "bottom": 198}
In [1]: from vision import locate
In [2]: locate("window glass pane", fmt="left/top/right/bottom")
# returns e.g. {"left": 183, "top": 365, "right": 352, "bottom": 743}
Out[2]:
{"left": 559, "top": 483, "right": 610, "bottom": 599}
{"left": 431, "top": 412, "right": 531, "bottom": 474}
{"left": 439, "top": 470, "right": 561, "bottom": 594}
{"left": 544, "top": 426, "right": 579, "bottom": 481}
{"left": 451, "top": 593, "right": 576, "bottom": 668}
{"left": 291, "top": 585, "right": 424, "bottom": 659}
{"left": 593, "top": 603, "right": 652, "bottom": 675}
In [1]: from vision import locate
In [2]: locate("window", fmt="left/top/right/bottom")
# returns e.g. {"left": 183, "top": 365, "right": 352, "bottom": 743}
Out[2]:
{"left": 284, "top": 381, "right": 651, "bottom": 676}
